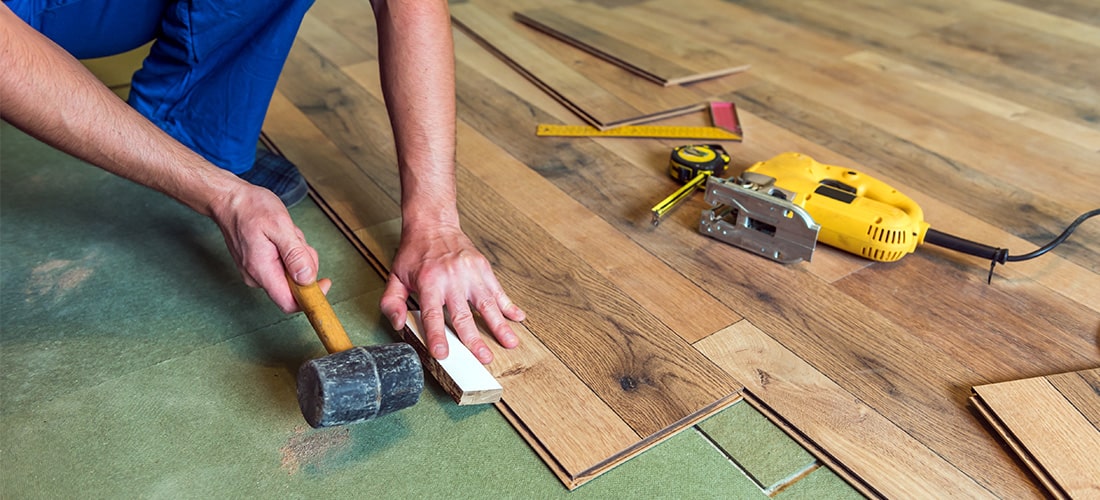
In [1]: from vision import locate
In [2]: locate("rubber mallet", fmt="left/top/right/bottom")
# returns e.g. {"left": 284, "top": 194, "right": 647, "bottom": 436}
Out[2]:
{"left": 288, "top": 278, "right": 424, "bottom": 428}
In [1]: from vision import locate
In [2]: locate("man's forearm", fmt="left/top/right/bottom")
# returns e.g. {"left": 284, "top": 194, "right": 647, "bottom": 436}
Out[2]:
{"left": 371, "top": 0, "right": 460, "bottom": 229}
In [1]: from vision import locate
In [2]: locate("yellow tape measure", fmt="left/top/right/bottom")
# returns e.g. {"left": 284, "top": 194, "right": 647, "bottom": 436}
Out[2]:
{"left": 536, "top": 124, "right": 742, "bottom": 141}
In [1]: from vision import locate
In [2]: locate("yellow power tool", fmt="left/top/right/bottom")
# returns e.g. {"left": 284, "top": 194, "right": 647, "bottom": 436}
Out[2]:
{"left": 699, "top": 152, "right": 928, "bottom": 263}
{"left": 699, "top": 152, "right": 1099, "bottom": 281}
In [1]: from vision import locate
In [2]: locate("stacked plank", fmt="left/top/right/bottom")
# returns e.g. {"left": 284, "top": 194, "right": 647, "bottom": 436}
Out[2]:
{"left": 971, "top": 370, "right": 1100, "bottom": 499}
{"left": 265, "top": 0, "right": 1100, "bottom": 495}
{"left": 450, "top": 0, "right": 750, "bottom": 129}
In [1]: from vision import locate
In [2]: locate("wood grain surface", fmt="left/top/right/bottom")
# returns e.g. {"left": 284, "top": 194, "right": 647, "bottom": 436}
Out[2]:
{"left": 971, "top": 369, "right": 1100, "bottom": 499}
{"left": 515, "top": 2, "right": 750, "bottom": 86}
{"left": 263, "top": 0, "right": 1100, "bottom": 493}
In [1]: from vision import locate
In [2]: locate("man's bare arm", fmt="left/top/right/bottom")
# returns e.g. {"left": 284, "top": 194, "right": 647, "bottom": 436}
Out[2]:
{"left": 371, "top": 0, "right": 525, "bottom": 364}
{"left": 0, "top": 5, "right": 325, "bottom": 311}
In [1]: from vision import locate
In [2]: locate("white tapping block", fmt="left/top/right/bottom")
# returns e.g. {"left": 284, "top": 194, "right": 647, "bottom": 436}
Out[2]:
{"left": 402, "top": 311, "right": 503, "bottom": 405}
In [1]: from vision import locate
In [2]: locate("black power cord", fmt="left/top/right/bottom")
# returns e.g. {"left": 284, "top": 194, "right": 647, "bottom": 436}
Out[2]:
{"left": 923, "top": 208, "right": 1100, "bottom": 283}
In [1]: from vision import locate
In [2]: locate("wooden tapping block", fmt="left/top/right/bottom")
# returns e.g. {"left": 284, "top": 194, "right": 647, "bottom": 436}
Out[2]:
{"left": 401, "top": 311, "right": 503, "bottom": 405}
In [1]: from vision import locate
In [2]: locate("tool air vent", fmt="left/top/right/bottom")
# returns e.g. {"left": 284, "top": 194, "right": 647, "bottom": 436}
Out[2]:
{"left": 867, "top": 225, "right": 908, "bottom": 245}
{"left": 860, "top": 247, "right": 905, "bottom": 262}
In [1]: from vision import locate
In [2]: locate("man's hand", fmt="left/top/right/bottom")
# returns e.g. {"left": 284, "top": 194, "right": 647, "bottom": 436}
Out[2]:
{"left": 380, "top": 223, "right": 525, "bottom": 364}
{"left": 208, "top": 182, "right": 330, "bottom": 313}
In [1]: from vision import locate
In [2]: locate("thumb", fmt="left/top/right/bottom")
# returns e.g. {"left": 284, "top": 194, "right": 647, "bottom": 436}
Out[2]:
{"left": 280, "top": 237, "right": 319, "bottom": 286}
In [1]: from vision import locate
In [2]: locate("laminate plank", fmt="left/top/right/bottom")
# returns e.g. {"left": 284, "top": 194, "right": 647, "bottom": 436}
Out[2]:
{"left": 723, "top": 0, "right": 1100, "bottom": 126}
{"left": 996, "top": 0, "right": 1100, "bottom": 28}
{"left": 263, "top": 91, "right": 398, "bottom": 233}
{"left": 800, "top": 0, "right": 959, "bottom": 39}
{"left": 972, "top": 0, "right": 1100, "bottom": 49}
{"left": 696, "top": 320, "right": 994, "bottom": 498}
{"left": 972, "top": 370, "right": 1100, "bottom": 498}
{"left": 929, "top": 18, "right": 1100, "bottom": 90}
{"left": 450, "top": 163, "right": 741, "bottom": 438}
{"left": 515, "top": 3, "right": 749, "bottom": 86}
{"left": 450, "top": 1, "right": 711, "bottom": 129}
{"left": 483, "top": 320, "right": 644, "bottom": 482}
{"left": 637, "top": 0, "right": 1100, "bottom": 213}
{"left": 835, "top": 252, "right": 1098, "bottom": 381}
{"left": 450, "top": 2, "right": 641, "bottom": 128}
{"left": 451, "top": 116, "right": 741, "bottom": 342}
{"left": 1047, "top": 370, "right": 1100, "bottom": 429}
{"left": 843, "top": 50, "right": 1100, "bottom": 151}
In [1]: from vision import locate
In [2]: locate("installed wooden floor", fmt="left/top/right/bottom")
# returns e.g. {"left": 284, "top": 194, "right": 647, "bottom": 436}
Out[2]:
{"left": 262, "top": 0, "right": 1100, "bottom": 495}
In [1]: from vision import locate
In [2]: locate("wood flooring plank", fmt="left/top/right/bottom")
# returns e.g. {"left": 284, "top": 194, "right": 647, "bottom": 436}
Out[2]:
{"left": 451, "top": 1, "right": 711, "bottom": 129}
{"left": 1047, "top": 370, "right": 1100, "bottom": 429}
{"left": 696, "top": 320, "right": 994, "bottom": 498}
{"left": 800, "top": 0, "right": 959, "bottom": 39}
{"left": 451, "top": 116, "right": 741, "bottom": 342}
{"left": 835, "top": 252, "right": 1099, "bottom": 382}
{"left": 263, "top": 91, "right": 399, "bottom": 233}
{"left": 450, "top": 163, "right": 741, "bottom": 438}
{"left": 973, "top": 371, "right": 1100, "bottom": 498}
{"left": 638, "top": 0, "right": 1100, "bottom": 216}
{"left": 450, "top": 2, "right": 641, "bottom": 128}
{"left": 971, "top": 0, "right": 1100, "bottom": 49}
{"left": 723, "top": 0, "right": 1100, "bottom": 127}
{"left": 515, "top": 3, "right": 749, "bottom": 86}
{"left": 842, "top": 50, "right": 1100, "bottom": 151}
{"left": 929, "top": 17, "right": 1100, "bottom": 90}
{"left": 996, "top": 0, "right": 1100, "bottom": 26}
{"left": 484, "top": 320, "right": 643, "bottom": 482}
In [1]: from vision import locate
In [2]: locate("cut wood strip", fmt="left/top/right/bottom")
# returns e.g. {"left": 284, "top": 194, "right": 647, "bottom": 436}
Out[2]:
{"left": 515, "top": 3, "right": 749, "bottom": 86}
{"left": 403, "top": 311, "right": 502, "bottom": 405}
{"left": 696, "top": 320, "right": 994, "bottom": 498}
{"left": 972, "top": 370, "right": 1100, "bottom": 499}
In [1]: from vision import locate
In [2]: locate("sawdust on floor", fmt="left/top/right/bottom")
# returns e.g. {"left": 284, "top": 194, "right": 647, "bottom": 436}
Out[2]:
{"left": 279, "top": 426, "right": 352, "bottom": 474}
{"left": 25, "top": 255, "right": 96, "bottom": 303}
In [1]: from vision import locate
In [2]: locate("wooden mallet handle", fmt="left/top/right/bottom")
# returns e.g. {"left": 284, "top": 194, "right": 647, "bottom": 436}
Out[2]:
{"left": 286, "top": 275, "right": 354, "bottom": 353}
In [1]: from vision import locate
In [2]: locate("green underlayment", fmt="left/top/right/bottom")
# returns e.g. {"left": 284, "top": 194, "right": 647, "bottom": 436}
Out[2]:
{"left": 0, "top": 122, "right": 860, "bottom": 498}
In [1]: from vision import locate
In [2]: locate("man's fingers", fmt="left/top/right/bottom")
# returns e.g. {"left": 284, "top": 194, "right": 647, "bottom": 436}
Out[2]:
{"left": 448, "top": 299, "right": 494, "bottom": 364}
{"left": 380, "top": 275, "right": 410, "bottom": 330}
{"left": 419, "top": 301, "right": 450, "bottom": 360}
{"left": 255, "top": 264, "right": 298, "bottom": 314}
{"left": 472, "top": 292, "right": 519, "bottom": 350}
